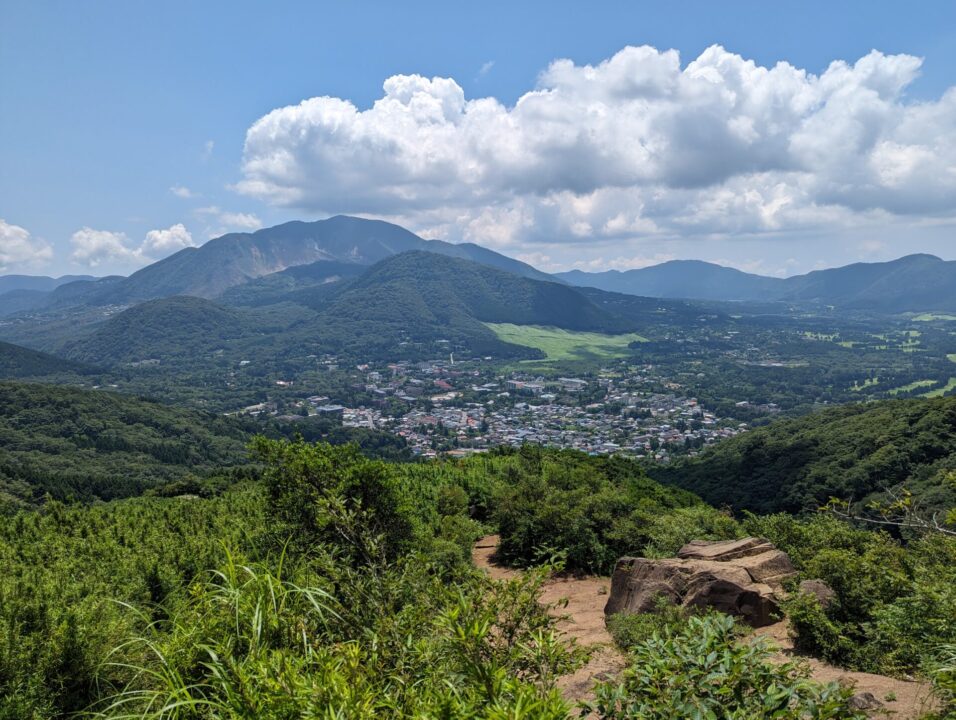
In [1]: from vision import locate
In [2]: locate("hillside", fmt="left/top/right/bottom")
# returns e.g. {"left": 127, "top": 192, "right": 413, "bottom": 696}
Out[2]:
{"left": 306, "top": 251, "right": 630, "bottom": 359}
{"left": 0, "top": 341, "right": 93, "bottom": 378}
{"left": 780, "top": 253, "right": 956, "bottom": 311}
{"left": 60, "top": 296, "right": 250, "bottom": 366}
{"left": 0, "top": 381, "right": 249, "bottom": 506}
{"left": 651, "top": 396, "right": 956, "bottom": 515}
{"left": 217, "top": 259, "right": 367, "bottom": 307}
{"left": 559, "top": 254, "right": 956, "bottom": 312}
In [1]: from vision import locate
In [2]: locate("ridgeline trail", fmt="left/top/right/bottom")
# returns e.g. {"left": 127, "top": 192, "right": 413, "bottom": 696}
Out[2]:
{"left": 472, "top": 535, "right": 937, "bottom": 718}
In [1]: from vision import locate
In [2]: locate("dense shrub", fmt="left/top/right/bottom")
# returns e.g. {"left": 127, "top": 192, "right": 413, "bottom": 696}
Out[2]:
{"left": 593, "top": 613, "right": 864, "bottom": 719}
{"left": 746, "top": 513, "right": 956, "bottom": 677}
{"left": 490, "top": 446, "right": 725, "bottom": 574}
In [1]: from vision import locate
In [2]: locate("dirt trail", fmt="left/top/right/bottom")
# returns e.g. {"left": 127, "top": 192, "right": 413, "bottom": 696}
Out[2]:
{"left": 472, "top": 535, "right": 625, "bottom": 705}
{"left": 472, "top": 535, "right": 937, "bottom": 718}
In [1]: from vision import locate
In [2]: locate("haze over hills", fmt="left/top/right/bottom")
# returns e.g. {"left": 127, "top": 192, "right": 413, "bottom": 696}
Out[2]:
{"left": 0, "top": 274, "right": 97, "bottom": 294}
{"left": 557, "top": 253, "right": 956, "bottom": 312}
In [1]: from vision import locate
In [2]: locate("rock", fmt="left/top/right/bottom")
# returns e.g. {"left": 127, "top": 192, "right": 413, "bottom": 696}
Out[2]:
{"left": 605, "top": 537, "right": 797, "bottom": 628}
{"left": 798, "top": 579, "right": 837, "bottom": 609}
{"left": 848, "top": 692, "right": 884, "bottom": 711}
{"left": 678, "top": 537, "right": 776, "bottom": 561}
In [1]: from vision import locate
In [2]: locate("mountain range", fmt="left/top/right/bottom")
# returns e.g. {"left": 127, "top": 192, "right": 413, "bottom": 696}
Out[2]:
{"left": 4, "top": 216, "right": 956, "bottom": 370}
{"left": 556, "top": 253, "right": 956, "bottom": 311}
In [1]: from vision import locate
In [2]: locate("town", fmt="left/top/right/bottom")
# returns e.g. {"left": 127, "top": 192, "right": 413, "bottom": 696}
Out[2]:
{"left": 239, "top": 356, "right": 771, "bottom": 460}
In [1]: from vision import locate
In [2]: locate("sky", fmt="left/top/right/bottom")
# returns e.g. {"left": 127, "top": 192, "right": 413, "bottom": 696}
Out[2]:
{"left": 2, "top": 1, "right": 955, "bottom": 278}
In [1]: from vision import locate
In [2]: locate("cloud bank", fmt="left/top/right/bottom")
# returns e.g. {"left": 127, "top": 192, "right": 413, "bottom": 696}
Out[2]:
{"left": 237, "top": 44, "right": 956, "bottom": 269}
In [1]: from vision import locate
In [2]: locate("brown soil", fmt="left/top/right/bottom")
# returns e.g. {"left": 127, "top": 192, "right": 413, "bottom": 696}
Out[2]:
{"left": 472, "top": 535, "right": 938, "bottom": 718}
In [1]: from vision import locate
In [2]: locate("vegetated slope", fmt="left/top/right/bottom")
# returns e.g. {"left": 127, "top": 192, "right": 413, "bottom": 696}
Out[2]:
{"left": 652, "top": 396, "right": 956, "bottom": 515}
{"left": 307, "top": 251, "right": 630, "bottom": 359}
{"left": 560, "top": 253, "right": 956, "bottom": 313}
{"left": 217, "top": 259, "right": 367, "bottom": 307}
{"left": 0, "top": 381, "right": 250, "bottom": 505}
{"left": 0, "top": 340, "right": 93, "bottom": 378}
{"left": 779, "top": 253, "right": 956, "bottom": 311}
{"left": 60, "top": 296, "right": 250, "bottom": 366}
{"left": 557, "top": 260, "right": 782, "bottom": 302}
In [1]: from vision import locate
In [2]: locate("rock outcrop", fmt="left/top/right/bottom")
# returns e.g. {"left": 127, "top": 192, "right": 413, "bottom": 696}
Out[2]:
{"left": 604, "top": 537, "right": 797, "bottom": 627}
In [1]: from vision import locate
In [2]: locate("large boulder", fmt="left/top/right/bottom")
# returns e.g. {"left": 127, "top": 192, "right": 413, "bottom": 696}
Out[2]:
{"left": 604, "top": 537, "right": 796, "bottom": 627}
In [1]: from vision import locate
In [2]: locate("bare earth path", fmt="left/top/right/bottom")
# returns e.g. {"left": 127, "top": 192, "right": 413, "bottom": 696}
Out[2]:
{"left": 472, "top": 535, "right": 937, "bottom": 718}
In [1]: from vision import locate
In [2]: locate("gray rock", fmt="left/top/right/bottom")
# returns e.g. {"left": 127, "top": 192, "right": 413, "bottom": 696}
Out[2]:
{"left": 798, "top": 579, "right": 837, "bottom": 609}
{"left": 605, "top": 537, "right": 797, "bottom": 628}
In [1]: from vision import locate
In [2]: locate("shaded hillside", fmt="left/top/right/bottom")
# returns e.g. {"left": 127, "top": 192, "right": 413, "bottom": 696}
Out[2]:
{"left": 652, "top": 396, "right": 956, "bottom": 516}
{"left": 60, "top": 297, "right": 249, "bottom": 366}
{"left": 0, "top": 341, "right": 93, "bottom": 378}
{"left": 307, "top": 251, "right": 629, "bottom": 359}
{"left": 217, "top": 259, "right": 366, "bottom": 308}
{"left": 0, "top": 381, "right": 249, "bottom": 505}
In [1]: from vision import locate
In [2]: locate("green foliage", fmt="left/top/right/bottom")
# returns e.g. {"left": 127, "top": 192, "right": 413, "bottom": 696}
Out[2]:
{"left": 593, "top": 613, "right": 864, "bottom": 719}
{"left": 746, "top": 513, "right": 956, "bottom": 677}
{"left": 0, "top": 381, "right": 250, "bottom": 506}
{"left": 655, "top": 396, "right": 956, "bottom": 516}
{"left": 251, "top": 437, "right": 416, "bottom": 563}
{"left": 490, "top": 447, "right": 732, "bottom": 574}
{"left": 0, "top": 487, "right": 267, "bottom": 718}
{"left": 606, "top": 599, "right": 689, "bottom": 652}
{"left": 0, "top": 340, "right": 92, "bottom": 378}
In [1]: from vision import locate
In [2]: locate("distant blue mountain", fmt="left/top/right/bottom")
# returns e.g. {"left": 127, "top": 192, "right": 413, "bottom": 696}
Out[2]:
{"left": 557, "top": 254, "right": 956, "bottom": 312}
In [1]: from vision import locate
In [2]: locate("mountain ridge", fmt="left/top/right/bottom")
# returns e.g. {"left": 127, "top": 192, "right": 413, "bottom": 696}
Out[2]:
{"left": 557, "top": 253, "right": 956, "bottom": 311}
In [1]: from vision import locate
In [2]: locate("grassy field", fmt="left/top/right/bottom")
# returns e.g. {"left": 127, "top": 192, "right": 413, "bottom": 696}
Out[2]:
{"left": 887, "top": 379, "right": 937, "bottom": 395}
{"left": 923, "top": 377, "right": 956, "bottom": 398}
{"left": 485, "top": 323, "right": 647, "bottom": 362}
{"left": 912, "top": 313, "right": 956, "bottom": 321}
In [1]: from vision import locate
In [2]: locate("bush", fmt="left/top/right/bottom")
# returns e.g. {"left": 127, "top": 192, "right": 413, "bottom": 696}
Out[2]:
{"left": 593, "top": 613, "right": 865, "bottom": 719}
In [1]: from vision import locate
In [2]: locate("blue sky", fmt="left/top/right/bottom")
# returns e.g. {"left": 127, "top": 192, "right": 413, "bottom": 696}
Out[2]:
{"left": 2, "top": 1, "right": 955, "bottom": 277}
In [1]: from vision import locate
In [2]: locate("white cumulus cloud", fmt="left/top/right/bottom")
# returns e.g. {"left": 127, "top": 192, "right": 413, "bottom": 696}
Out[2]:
{"left": 71, "top": 224, "right": 198, "bottom": 271}
{"left": 0, "top": 219, "right": 53, "bottom": 271}
{"left": 236, "top": 44, "right": 956, "bottom": 270}
{"left": 195, "top": 206, "right": 263, "bottom": 237}
{"left": 169, "top": 185, "right": 196, "bottom": 199}
{"left": 142, "top": 223, "right": 196, "bottom": 255}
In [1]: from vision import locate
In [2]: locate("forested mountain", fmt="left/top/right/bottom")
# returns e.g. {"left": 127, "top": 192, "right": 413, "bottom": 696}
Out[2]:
{"left": 652, "top": 396, "right": 956, "bottom": 515}
{"left": 0, "top": 381, "right": 250, "bottom": 506}
{"left": 60, "top": 296, "right": 251, "bottom": 366}
{"left": 33, "top": 216, "right": 554, "bottom": 307}
{"left": 304, "top": 251, "right": 631, "bottom": 358}
{"left": 0, "top": 275, "right": 102, "bottom": 316}
{"left": 558, "top": 253, "right": 956, "bottom": 312}
{"left": 0, "top": 274, "right": 97, "bottom": 294}
{"left": 41, "top": 251, "right": 637, "bottom": 366}
{"left": 557, "top": 260, "right": 781, "bottom": 302}
{"left": 0, "top": 341, "right": 93, "bottom": 378}
{"left": 780, "top": 253, "right": 956, "bottom": 311}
